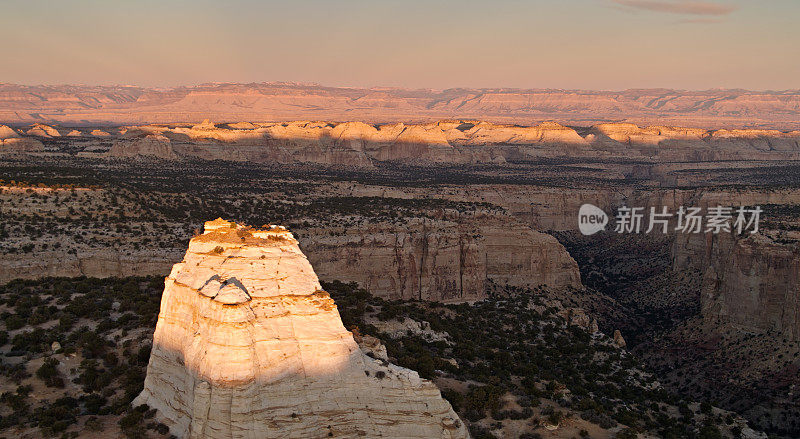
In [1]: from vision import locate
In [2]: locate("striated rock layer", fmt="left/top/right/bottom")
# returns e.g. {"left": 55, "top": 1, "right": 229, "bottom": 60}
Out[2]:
{"left": 4, "top": 83, "right": 800, "bottom": 129}
{"left": 674, "top": 231, "right": 800, "bottom": 340}
{"left": 303, "top": 221, "right": 581, "bottom": 302}
{"left": 0, "top": 213, "right": 581, "bottom": 301}
{"left": 98, "top": 120, "right": 800, "bottom": 166}
{"left": 135, "top": 219, "right": 468, "bottom": 439}
{"left": 7, "top": 119, "right": 800, "bottom": 165}
{"left": 0, "top": 248, "right": 181, "bottom": 282}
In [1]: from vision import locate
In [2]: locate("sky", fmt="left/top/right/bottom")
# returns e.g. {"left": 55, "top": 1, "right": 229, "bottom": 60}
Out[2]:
{"left": 1, "top": 0, "right": 798, "bottom": 91}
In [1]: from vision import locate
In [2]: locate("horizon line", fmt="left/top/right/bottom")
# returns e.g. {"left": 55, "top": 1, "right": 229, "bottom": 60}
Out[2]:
{"left": 2, "top": 81, "right": 800, "bottom": 95}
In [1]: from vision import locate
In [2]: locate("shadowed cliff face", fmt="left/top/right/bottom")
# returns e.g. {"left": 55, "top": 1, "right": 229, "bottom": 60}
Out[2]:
{"left": 4, "top": 83, "right": 800, "bottom": 129}
{"left": 135, "top": 219, "right": 468, "bottom": 439}
{"left": 659, "top": 191, "right": 800, "bottom": 342}
{"left": 302, "top": 221, "right": 582, "bottom": 302}
{"left": 674, "top": 231, "right": 800, "bottom": 341}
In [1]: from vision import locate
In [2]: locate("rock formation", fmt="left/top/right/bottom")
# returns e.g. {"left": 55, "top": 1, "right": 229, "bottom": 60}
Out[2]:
{"left": 26, "top": 123, "right": 60, "bottom": 137}
{"left": 107, "top": 134, "right": 178, "bottom": 159}
{"left": 3, "top": 114, "right": 800, "bottom": 165}
{"left": 0, "top": 247, "right": 181, "bottom": 282}
{"left": 0, "top": 125, "right": 19, "bottom": 139}
{"left": 613, "top": 330, "right": 627, "bottom": 348}
{"left": 302, "top": 221, "right": 582, "bottom": 301}
{"left": 0, "top": 125, "right": 44, "bottom": 153}
{"left": 1, "top": 137, "right": 44, "bottom": 154}
{"left": 661, "top": 188, "right": 800, "bottom": 341}
{"left": 90, "top": 129, "right": 110, "bottom": 137}
{"left": 53, "top": 119, "right": 800, "bottom": 166}
{"left": 675, "top": 231, "right": 800, "bottom": 341}
{"left": 0, "top": 216, "right": 582, "bottom": 297}
{"left": 135, "top": 219, "right": 468, "bottom": 438}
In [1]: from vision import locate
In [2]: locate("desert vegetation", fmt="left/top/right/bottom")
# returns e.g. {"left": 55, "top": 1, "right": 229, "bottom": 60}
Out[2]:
{"left": 0, "top": 276, "right": 166, "bottom": 438}
{"left": 2, "top": 144, "right": 800, "bottom": 437}
{"left": 0, "top": 275, "right": 757, "bottom": 438}
{"left": 327, "top": 281, "right": 751, "bottom": 439}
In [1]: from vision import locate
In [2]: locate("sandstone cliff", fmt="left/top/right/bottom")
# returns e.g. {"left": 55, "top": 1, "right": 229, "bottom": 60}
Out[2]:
{"left": 0, "top": 248, "right": 182, "bottom": 282}
{"left": 134, "top": 219, "right": 468, "bottom": 438}
{"left": 674, "top": 231, "right": 800, "bottom": 340}
{"left": 302, "top": 220, "right": 581, "bottom": 301}
{"left": 106, "top": 133, "right": 178, "bottom": 159}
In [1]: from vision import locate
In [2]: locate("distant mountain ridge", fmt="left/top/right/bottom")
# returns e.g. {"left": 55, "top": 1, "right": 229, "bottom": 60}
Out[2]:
{"left": 2, "top": 83, "right": 800, "bottom": 129}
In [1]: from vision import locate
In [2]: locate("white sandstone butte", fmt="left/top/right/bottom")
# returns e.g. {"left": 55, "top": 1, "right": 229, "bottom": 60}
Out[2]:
{"left": 135, "top": 218, "right": 469, "bottom": 438}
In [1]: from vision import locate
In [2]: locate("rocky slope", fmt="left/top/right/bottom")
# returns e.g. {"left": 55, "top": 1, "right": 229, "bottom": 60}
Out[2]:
{"left": 3, "top": 83, "right": 800, "bottom": 129}
{"left": 134, "top": 218, "right": 468, "bottom": 438}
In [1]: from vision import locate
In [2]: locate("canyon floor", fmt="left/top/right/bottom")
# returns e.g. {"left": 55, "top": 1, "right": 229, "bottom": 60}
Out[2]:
{"left": 1, "top": 124, "right": 800, "bottom": 438}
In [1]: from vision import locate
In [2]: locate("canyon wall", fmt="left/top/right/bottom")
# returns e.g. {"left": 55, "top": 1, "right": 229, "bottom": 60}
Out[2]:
{"left": 675, "top": 232, "right": 800, "bottom": 340}
{"left": 135, "top": 219, "right": 468, "bottom": 438}
{"left": 0, "top": 221, "right": 581, "bottom": 302}
{"left": 303, "top": 221, "right": 582, "bottom": 302}
{"left": 666, "top": 187, "right": 800, "bottom": 340}
{"left": 332, "top": 185, "right": 800, "bottom": 232}
{"left": 0, "top": 248, "right": 182, "bottom": 282}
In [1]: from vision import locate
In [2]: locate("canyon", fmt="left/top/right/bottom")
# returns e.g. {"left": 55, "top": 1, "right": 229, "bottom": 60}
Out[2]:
{"left": 0, "top": 186, "right": 582, "bottom": 302}
{"left": 2, "top": 116, "right": 800, "bottom": 436}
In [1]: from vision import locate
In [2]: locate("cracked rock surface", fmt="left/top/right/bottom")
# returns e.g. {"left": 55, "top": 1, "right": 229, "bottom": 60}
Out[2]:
{"left": 135, "top": 218, "right": 468, "bottom": 438}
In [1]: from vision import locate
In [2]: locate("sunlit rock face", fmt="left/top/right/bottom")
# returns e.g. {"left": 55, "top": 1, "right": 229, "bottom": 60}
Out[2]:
{"left": 0, "top": 124, "right": 44, "bottom": 153}
{"left": 0, "top": 125, "right": 20, "bottom": 139}
{"left": 135, "top": 218, "right": 468, "bottom": 439}
{"left": 106, "top": 134, "right": 178, "bottom": 159}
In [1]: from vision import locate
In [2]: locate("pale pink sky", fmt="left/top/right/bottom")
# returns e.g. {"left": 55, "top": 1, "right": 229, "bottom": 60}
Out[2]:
{"left": 1, "top": 0, "right": 798, "bottom": 90}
